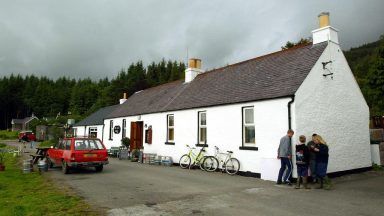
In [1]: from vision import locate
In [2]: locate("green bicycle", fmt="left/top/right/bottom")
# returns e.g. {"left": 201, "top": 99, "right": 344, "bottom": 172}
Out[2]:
{"left": 179, "top": 145, "right": 207, "bottom": 170}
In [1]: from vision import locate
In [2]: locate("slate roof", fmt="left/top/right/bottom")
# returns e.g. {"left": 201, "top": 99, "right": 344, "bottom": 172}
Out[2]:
{"left": 12, "top": 116, "right": 38, "bottom": 124}
{"left": 74, "top": 104, "right": 120, "bottom": 126}
{"left": 108, "top": 42, "right": 327, "bottom": 119}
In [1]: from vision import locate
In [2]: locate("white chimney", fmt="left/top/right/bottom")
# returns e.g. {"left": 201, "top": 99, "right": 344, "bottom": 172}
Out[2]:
{"left": 312, "top": 12, "right": 339, "bottom": 45}
{"left": 185, "top": 58, "right": 203, "bottom": 83}
{"left": 119, "top": 92, "right": 127, "bottom": 104}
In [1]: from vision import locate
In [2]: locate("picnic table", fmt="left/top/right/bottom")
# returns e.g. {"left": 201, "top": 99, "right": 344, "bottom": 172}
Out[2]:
{"left": 30, "top": 147, "right": 50, "bottom": 164}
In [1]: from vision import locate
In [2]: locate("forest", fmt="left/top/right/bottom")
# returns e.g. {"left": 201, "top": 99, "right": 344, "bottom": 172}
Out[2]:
{"left": 0, "top": 60, "right": 185, "bottom": 129}
{"left": 0, "top": 36, "right": 383, "bottom": 130}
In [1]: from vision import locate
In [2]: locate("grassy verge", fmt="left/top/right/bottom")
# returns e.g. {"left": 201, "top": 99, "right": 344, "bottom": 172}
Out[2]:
{"left": 0, "top": 130, "right": 18, "bottom": 140}
{"left": 0, "top": 154, "right": 100, "bottom": 216}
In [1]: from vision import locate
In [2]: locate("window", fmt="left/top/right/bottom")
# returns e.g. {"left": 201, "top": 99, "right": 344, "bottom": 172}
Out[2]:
{"left": 122, "top": 119, "right": 127, "bottom": 138}
{"left": 198, "top": 111, "right": 207, "bottom": 144}
{"left": 243, "top": 107, "right": 255, "bottom": 146}
{"left": 74, "top": 139, "right": 104, "bottom": 150}
{"left": 89, "top": 127, "right": 97, "bottom": 138}
{"left": 109, "top": 120, "right": 113, "bottom": 140}
{"left": 167, "top": 115, "right": 174, "bottom": 143}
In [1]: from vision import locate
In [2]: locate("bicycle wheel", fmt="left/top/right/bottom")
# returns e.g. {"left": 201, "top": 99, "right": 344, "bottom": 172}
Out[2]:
{"left": 202, "top": 156, "right": 218, "bottom": 172}
{"left": 179, "top": 154, "right": 191, "bottom": 169}
{"left": 224, "top": 158, "right": 240, "bottom": 175}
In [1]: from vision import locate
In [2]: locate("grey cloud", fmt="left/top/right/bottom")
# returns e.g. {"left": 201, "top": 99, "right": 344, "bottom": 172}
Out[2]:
{"left": 0, "top": 0, "right": 383, "bottom": 79}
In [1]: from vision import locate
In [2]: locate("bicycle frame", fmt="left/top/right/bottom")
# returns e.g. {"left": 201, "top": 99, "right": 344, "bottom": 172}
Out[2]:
{"left": 186, "top": 145, "right": 206, "bottom": 167}
{"left": 214, "top": 146, "right": 232, "bottom": 170}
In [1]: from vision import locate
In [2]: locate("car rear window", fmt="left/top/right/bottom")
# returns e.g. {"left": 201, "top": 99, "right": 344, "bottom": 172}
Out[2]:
{"left": 74, "top": 139, "right": 104, "bottom": 150}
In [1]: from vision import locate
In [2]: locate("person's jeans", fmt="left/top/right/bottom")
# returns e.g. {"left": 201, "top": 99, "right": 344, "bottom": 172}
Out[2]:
{"left": 277, "top": 157, "right": 292, "bottom": 183}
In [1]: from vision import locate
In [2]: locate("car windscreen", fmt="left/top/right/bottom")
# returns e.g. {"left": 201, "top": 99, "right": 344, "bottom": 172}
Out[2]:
{"left": 74, "top": 139, "right": 104, "bottom": 150}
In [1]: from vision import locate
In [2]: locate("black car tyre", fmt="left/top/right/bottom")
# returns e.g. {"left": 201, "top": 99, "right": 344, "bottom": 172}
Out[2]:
{"left": 95, "top": 165, "right": 103, "bottom": 172}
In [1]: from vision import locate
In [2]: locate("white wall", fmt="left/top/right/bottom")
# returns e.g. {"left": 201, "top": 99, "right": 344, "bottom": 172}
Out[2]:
{"left": 294, "top": 42, "right": 371, "bottom": 174}
{"left": 103, "top": 98, "right": 292, "bottom": 181}
{"left": 73, "top": 125, "right": 104, "bottom": 140}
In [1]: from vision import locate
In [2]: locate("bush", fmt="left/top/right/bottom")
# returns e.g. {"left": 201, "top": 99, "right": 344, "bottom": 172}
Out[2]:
{"left": 38, "top": 140, "right": 55, "bottom": 148}
{"left": 121, "top": 137, "right": 130, "bottom": 149}
{"left": 0, "top": 130, "right": 18, "bottom": 140}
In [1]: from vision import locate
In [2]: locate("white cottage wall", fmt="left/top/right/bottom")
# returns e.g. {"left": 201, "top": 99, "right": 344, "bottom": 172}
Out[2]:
{"left": 73, "top": 125, "right": 104, "bottom": 140}
{"left": 103, "top": 98, "right": 291, "bottom": 181}
{"left": 294, "top": 42, "right": 371, "bottom": 173}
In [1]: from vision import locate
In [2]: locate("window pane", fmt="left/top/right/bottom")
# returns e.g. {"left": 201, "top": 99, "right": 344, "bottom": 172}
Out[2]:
{"left": 200, "top": 113, "right": 206, "bottom": 125}
{"left": 245, "top": 126, "right": 255, "bottom": 144}
{"left": 200, "top": 128, "right": 207, "bottom": 143}
{"left": 168, "top": 115, "right": 174, "bottom": 126}
{"left": 244, "top": 108, "right": 254, "bottom": 124}
{"left": 168, "top": 128, "right": 174, "bottom": 141}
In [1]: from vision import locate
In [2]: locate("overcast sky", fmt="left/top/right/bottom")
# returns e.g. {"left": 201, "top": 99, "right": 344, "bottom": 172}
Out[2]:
{"left": 1, "top": 0, "right": 383, "bottom": 80}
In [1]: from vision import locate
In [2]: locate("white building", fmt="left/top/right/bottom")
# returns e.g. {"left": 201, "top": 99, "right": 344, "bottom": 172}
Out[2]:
{"left": 102, "top": 13, "right": 371, "bottom": 181}
{"left": 73, "top": 104, "right": 120, "bottom": 141}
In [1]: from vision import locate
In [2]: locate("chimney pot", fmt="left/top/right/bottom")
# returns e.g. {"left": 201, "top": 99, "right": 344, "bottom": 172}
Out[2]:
{"left": 185, "top": 58, "right": 203, "bottom": 83}
{"left": 188, "top": 58, "right": 201, "bottom": 69}
{"left": 318, "top": 12, "right": 330, "bottom": 28}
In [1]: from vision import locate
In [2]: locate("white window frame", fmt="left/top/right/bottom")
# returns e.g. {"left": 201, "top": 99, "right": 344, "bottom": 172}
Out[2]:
{"left": 243, "top": 106, "right": 255, "bottom": 146}
{"left": 89, "top": 127, "right": 97, "bottom": 138}
{"left": 122, "top": 119, "right": 127, "bottom": 138}
{"left": 198, "top": 111, "right": 207, "bottom": 144}
{"left": 167, "top": 114, "right": 174, "bottom": 143}
{"left": 109, "top": 120, "right": 113, "bottom": 140}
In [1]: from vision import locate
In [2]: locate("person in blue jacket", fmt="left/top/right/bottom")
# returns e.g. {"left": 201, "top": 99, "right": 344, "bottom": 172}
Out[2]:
{"left": 312, "top": 135, "right": 329, "bottom": 189}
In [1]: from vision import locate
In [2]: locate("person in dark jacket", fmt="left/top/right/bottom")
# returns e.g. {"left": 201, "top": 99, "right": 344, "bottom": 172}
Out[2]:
{"left": 295, "top": 135, "right": 310, "bottom": 189}
{"left": 313, "top": 135, "right": 329, "bottom": 189}
{"left": 277, "top": 129, "right": 294, "bottom": 185}
{"left": 307, "top": 133, "right": 318, "bottom": 183}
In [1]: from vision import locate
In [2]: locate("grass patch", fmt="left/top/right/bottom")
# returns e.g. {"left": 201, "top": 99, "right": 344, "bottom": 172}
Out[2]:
{"left": 0, "top": 154, "right": 100, "bottom": 216}
{"left": 0, "top": 130, "right": 18, "bottom": 140}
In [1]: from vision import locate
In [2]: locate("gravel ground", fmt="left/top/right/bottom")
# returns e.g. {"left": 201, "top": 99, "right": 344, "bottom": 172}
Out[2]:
{"left": 3, "top": 140, "right": 384, "bottom": 216}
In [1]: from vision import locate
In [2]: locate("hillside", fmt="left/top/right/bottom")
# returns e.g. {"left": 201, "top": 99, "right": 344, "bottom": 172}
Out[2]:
{"left": 344, "top": 36, "right": 384, "bottom": 116}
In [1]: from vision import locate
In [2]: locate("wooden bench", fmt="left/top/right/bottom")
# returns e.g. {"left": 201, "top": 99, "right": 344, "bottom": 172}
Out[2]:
{"left": 30, "top": 154, "right": 44, "bottom": 164}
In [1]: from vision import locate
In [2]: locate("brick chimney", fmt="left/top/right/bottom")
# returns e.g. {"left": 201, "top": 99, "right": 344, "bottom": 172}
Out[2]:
{"left": 312, "top": 12, "right": 339, "bottom": 45}
{"left": 185, "top": 58, "right": 203, "bottom": 83}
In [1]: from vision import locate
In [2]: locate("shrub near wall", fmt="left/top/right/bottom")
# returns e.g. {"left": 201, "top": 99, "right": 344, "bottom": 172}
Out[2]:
{"left": 0, "top": 130, "right": 18, "bottom": 140}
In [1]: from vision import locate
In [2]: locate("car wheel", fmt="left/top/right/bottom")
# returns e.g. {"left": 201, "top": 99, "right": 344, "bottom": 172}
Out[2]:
{"left": 95, "top": 165, "right": 103, "bottom": 172}
{"left": 62, "top": 161, "right": 70, "bottom": 174}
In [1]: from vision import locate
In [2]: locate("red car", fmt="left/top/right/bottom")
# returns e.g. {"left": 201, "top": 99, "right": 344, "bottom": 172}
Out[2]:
{"left": 18, "top": 131, "right": 37, "bottom": 142}
{"left": 47, "top": 137, "right": 109, "bottom": 174}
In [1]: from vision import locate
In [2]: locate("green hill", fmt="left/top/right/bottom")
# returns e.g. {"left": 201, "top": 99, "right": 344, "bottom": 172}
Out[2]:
{"left": 344, "top": 36, "right": 384, "bottom": 116}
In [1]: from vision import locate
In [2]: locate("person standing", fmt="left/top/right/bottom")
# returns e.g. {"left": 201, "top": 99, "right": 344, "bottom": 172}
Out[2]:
{"left": 295, "top": 135, "right": 310, "bottom": 189}
{"left": 307, "top": 133, "right": 318, "bottom": 183}
{"left": 313, "top": 135, "right": 329, "bottom": 189}
{"left": 277, "top": 129, "right": 294, "bottom": 185}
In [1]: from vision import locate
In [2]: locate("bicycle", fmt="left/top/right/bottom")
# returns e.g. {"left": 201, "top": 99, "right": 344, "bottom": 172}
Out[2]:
{"left": 202, "top": 146, "right": 240, "bottom": 175}
{"left": 179, "top": 145, "right": 207, "bottom": 170}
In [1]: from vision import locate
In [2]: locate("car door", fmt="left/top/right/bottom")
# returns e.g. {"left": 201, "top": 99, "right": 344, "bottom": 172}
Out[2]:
{"left": 48, "top": 140, "right": 59, "bottom": 165}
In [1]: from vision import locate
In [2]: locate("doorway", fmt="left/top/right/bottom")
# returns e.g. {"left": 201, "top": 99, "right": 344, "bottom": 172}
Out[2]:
{"left": 130, "top": 121, "right": 143, "bottom": 151}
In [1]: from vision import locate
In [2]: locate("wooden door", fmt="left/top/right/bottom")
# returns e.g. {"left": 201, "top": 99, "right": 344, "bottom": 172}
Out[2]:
{"left": 130, "top": 121, "right": 144, "bottom": 151}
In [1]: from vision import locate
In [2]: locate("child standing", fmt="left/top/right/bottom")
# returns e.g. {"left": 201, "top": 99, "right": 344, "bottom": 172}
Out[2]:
{"left": 295, "top": 135, "right": 310, "bottom": 189}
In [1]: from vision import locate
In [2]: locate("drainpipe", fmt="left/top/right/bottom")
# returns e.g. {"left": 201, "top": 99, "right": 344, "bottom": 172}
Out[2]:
{"left": 287, "top": 95, "right": 295, "bottom": 130}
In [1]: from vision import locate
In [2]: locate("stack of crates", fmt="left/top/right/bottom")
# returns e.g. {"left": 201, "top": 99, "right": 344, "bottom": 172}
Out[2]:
{"left": 161, "top": 156, "right": 173, "bottom": 166}
{"left": 148, "top": 154, "right": 158, "bottom": 165}
{"left": 152, "top": 155, "right": 162, "bottom": 165}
